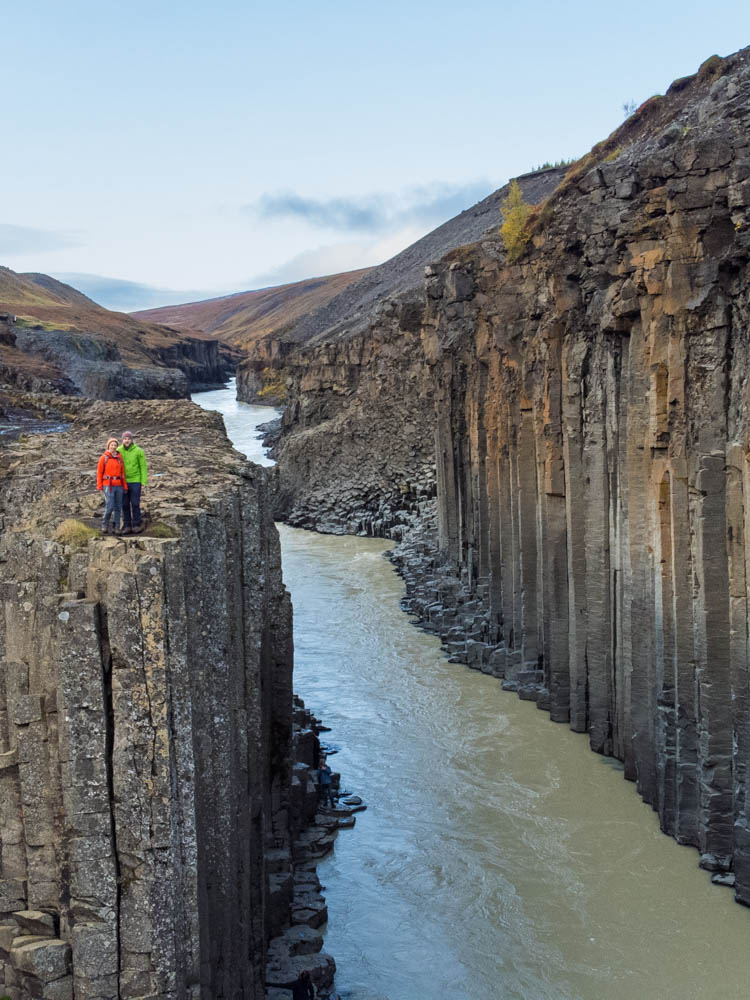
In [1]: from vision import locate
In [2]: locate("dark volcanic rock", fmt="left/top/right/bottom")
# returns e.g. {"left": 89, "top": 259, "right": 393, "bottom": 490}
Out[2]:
{"left": 0, "top": 400, "right": 295, "bottom": 999}
{"left": 7, "top": 324, "right": 239, "bottom": 400}
{"left": 154, "top": 335, "right": 240, "bottom": 391}
{"left": 269, "top": 47, "right": 750, "bottom": 908}
{"left": 14, "top": 326, "right": 189, "bottom": 398}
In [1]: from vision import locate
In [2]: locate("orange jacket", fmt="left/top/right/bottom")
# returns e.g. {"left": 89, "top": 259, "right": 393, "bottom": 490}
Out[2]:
{"left": 97, "top": 452, "right": 128, "bottom": 491}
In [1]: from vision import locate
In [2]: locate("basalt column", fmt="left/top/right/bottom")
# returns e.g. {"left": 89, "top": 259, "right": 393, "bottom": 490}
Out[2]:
{"left": 0, "top": 401, "right": 294, "bottom": 1000}
{"left": 421, "top": 83, "right": 750, "bottom": 897}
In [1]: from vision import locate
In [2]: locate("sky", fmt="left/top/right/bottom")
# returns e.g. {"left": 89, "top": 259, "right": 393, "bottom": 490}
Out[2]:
{"left": 3, "top": 0, "right": 750, "bottom": 312}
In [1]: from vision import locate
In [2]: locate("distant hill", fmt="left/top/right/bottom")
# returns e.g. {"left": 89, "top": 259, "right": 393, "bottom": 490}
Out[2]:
{"left": 0, "top": 268, "right": 238, "bottom": 397}
{"left": 14, "top": 271, "right": 100, "bottom": 310}
{"left": 133, "top": 268, "right": 373, "bottom": 350}
{"left": 0, "top": 267, "right": 218, "bottom": 364}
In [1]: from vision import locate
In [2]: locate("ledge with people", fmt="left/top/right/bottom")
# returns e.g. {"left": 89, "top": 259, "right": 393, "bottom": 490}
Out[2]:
{"left": 96, "top": 429, "right": 148, "bottom": 535}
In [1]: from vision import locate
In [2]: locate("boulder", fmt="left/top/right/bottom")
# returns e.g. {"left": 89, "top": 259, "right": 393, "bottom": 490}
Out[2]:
{"left": 11, "top": 938, "right": 71, "bottom": 982}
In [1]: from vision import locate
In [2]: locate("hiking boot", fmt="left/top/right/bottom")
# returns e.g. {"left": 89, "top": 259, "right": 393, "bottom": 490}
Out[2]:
{"left": 132, "top": 523, "right": 145, "bottom": 534}
{"left": 122, "top": 527, "right": 133, "bottom": 536}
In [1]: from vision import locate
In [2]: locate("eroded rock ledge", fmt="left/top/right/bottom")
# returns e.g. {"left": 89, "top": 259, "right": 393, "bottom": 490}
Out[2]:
{"left": 0, "top": 314, "right": 238, "bottom": 400}
{"left": 0, "top": 400, "right": 330, "bottom": 999}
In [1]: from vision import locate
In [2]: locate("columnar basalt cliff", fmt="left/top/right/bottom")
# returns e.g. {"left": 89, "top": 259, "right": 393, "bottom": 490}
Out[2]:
{"left": 150, "top": 337, "right": 240, "bottom": 393}
{"left": 269, "top": 49, "right": 750, "bottom": 903}
{"left": 0, "top": 400, "right": 327, "bottom": 999}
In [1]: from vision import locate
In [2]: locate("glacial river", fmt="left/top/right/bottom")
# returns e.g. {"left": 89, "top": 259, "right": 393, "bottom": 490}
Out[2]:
{"left": 195, "top": 383, "right": 750, "bottom": 1000}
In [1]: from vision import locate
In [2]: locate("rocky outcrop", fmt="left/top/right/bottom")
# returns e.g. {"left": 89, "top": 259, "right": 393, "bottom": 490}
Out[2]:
{"left": 235, "top": 336, "right": 290, "bottom": 406}
{"left": 269, "top": 48, "right": 750, "bottom": 905}
{"left": 0, "top": 269, "right": 240, "bottom": 399}
{"left": 3, "top": 323, "right": 237, "bottom": 401}
{"left": 12, "top": 326, "right": 189, "bottom": 399}
{"left": 275, "top": 297, "right": 436, "bottom": 535}
{"left": 152, "top": 337, "right": 240, "bottom": 392}
{"left": 0, "top": 400, "right": 302, "bottom": 999}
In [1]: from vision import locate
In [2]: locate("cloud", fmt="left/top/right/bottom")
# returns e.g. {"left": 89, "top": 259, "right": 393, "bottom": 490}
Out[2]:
{"left": 255, "top": 193, "right": 387, "bottom": 231}
{"left": 248, "top": 242, "right": 379, "bottom": 288}
{"left": 246, "top": 222, "right": 436, "bottom": 290}
{"left": 0, "top": 223, "right": 82, "bottom": 254}
{"left": 50, "top": 272, "right": 225, "bottom": 313}
{"left": 247, "top": 180, "right": 494, "bottom": 234}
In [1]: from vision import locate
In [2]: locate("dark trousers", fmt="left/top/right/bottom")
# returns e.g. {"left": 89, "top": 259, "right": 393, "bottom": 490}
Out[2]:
{"left": 102, "top": 486, "right": 124, "bottom": 529}
{"left": 123, "top": 481, "right": 142, "bottom": 529}
{"left": 318, "top": 783, "right": 334, "bottom": 809}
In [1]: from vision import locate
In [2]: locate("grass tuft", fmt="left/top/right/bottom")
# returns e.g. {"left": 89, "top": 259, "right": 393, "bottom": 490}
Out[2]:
{"left": 697, "top": 54, "right": 724, "bottom": 81}
{"left": 148, "top": 522, "right": 178, "bottom": 538}
{"left": 55, "top": 519, "right": 98, "bottom": 549}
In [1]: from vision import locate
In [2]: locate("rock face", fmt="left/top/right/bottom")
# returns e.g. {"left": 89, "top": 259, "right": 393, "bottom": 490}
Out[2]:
{"left": 276, "top": 298, "right": 436, "bottom": 535}
{"left": 0, "top": 269, "right": 240, "bottom": 398}
{"left": 268, "top": 49, "right": 750, "bottom": 904}
{"left": 235, "top": 168, "right": 566, "bottom": 407}
{"left": 152, "top": 336, "right": 239, "bottom": 392}
{"left": 0, "top": 401, "right": 295, "bottom": 999}
{"left": 9, "top": 325, "right": 236, "bottom": 399}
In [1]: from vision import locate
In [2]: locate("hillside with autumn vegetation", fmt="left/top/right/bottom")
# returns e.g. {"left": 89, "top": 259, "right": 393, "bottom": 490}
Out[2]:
{"left": 133, "top": 268, "right": 372, "bottom": 350}
{"left": 0, "top": 267, "right": 221, "bottom": 363}
{"left": 0, "top": 267, "right": 238, "bottom": 397}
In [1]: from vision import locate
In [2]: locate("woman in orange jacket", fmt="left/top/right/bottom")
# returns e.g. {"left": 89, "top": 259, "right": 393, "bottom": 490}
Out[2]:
{"left": 97, "top": 437, "right": 128, "bottom": 534}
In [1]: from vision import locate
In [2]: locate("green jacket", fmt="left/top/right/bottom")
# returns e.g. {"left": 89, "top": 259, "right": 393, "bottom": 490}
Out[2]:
{"left": 118, "top": 443, "right": 148, "bottom": 485}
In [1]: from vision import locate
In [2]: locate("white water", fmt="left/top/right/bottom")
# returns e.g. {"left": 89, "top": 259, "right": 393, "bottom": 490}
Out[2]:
{"left": 194, "top": 384, "right": 750, "bottom": 1000}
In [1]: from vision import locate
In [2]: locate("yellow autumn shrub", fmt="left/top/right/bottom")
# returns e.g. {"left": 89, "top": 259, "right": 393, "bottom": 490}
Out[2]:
{"left": 500, "top": 180, "right": 533, "bottom": 262}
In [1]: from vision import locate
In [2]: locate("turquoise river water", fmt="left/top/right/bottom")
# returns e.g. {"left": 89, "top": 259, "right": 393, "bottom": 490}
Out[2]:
{"left": 195, "top": 383, "right": 750, "bottom": 1000}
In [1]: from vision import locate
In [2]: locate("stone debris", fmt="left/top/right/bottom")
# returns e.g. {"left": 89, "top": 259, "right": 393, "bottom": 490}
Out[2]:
{"left": 712, "top": 872, "right": 737, "bottom": 887}
{"left": 263, "top": 698, "right": 365, "bottom": 997}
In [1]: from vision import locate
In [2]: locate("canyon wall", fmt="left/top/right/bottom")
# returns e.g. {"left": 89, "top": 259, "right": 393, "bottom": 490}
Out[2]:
{"left": 274, "top": 296, "right": 436, "bottom": 536}
{"left": 268, "top": 49, "right": 750, "bottom": 903}
{"left": 151, "top": 337, "right": 239, "bottom": 393}
{"left": 0, "top": 401, "right": 296, "bottom": 999}
{"left": 235, "top": 166, "right": 565, "bottom": 411}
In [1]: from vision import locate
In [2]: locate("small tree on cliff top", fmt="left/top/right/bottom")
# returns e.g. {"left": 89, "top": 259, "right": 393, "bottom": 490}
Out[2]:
{"left": 500, "top": 179, "right": 533, "bottom": 262}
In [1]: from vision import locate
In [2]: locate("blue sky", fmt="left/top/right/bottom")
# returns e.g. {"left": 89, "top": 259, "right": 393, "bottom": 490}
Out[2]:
{"left": 3, "top": 0, "right": 750, "bottom": 310}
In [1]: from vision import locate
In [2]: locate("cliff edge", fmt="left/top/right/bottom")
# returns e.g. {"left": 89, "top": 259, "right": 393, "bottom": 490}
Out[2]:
{"left": 0, "top": 401, "right": 299, "bottom": 998}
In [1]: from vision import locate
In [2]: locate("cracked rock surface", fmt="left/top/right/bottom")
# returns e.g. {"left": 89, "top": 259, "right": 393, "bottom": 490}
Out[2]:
{"left": 0, "top": 399, "right": 294, "bottom": 999}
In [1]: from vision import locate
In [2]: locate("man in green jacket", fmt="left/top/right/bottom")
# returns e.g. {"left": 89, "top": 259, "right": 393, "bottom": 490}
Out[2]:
{"left": 118, "top": 430, "right": 148, "bottom": 535}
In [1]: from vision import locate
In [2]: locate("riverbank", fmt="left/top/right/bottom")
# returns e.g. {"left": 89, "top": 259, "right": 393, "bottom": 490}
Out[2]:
{"left": 267, "top": 696, "right": 368, "bottom": 1000}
